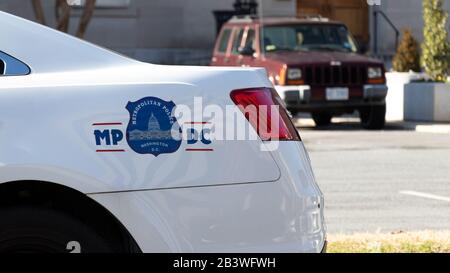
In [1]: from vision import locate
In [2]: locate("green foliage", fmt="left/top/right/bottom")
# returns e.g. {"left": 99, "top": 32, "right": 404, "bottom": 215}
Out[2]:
{"left": 421, "top": 0, "right": 450, "bottom": 82}
{"left": 393, "top": 29, "right": 421, "bottom": 72}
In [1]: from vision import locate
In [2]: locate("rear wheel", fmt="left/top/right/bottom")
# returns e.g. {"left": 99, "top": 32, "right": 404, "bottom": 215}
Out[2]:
{"left": 359, "top": 104, "right": 386, "bottom": 130}
{"left": 0, "top": 207, "right": 114, "bottom": 253}
{"left": 312, "top": 112, "right": 332, "bottom": 127}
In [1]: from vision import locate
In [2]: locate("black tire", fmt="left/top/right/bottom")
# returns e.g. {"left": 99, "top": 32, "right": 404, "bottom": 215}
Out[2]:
{"left": 312, "top": 112, "right": 332, "bottom": 127}
{"left": 359, "top": 104, "right": 386, "bottom": 130}
{"left": 0, "top": 207, "right": 115, "bottom": 253}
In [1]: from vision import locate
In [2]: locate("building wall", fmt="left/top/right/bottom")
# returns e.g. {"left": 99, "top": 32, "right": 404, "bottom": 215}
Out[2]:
{"left": 260, "top": 0, "right": 296, "bottom": 16}
{"left": 4, "top": 0, "right": 448, "bottom": 64}
{"left": 0, "top": 0, "right": 296, "bottom": 65}
{"left": 371, "top": 0, "right": 450, "bottom": 56}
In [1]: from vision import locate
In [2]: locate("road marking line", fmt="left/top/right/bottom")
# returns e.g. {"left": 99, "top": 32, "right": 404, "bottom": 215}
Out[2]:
{"left": 399, "top": 191, "right": 450, "bottom": 203}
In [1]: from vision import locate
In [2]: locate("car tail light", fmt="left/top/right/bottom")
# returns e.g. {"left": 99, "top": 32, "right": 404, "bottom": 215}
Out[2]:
{"left": 230, "top": 87, "right": 301, "bottom": 141}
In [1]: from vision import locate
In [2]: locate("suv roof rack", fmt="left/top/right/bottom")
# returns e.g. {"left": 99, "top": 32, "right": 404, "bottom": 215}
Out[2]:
{"left": 228, "top": 14, "right": 330, "bottom": 23}
{"left": 228, "top": 15, "right": 259, "bottom": 23}
{"left": 296, "top": 14, "right": 329, "bottom": 21}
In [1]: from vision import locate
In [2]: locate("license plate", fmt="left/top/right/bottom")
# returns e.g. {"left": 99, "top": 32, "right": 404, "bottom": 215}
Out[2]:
{"left": 326, "top": 87, "right": 349, "bottom": 101}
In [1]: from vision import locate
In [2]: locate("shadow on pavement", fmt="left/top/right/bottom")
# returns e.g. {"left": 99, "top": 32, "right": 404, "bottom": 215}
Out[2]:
{"left": 293, "top": 117, "right": 415, "bottom": 131}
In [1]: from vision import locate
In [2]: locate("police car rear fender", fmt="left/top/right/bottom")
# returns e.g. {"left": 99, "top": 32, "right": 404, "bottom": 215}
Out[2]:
{"left": 0, "top": 82, "right": 281, "bottom": 193}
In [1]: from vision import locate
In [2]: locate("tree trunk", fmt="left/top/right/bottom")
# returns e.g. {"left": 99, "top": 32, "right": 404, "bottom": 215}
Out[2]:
{"left": 31, "top": 0, "right": 96, "bottom": 38}
{"left": 31, "top": 0, "right": 46, "bottom": 25}
{"left": 76, "top": 0, "right": 96, "bottom": 38}
{"left": 55, "top": 0, "right": 71, "bottom": 33}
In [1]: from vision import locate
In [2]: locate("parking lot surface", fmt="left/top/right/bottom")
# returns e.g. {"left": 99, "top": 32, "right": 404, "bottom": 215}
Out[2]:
{"left": 298, "top": 118, "right": 450, "bottom": 234}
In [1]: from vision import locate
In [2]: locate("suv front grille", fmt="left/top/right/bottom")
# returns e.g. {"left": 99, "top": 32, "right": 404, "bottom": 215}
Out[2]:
{"left": 303, "top": 65, "right": 367, "bottom": 86}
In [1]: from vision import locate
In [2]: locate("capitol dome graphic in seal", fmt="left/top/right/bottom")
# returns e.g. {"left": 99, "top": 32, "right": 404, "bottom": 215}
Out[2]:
{"left": 125, "top": 96, "right": 182, "bottom": 156}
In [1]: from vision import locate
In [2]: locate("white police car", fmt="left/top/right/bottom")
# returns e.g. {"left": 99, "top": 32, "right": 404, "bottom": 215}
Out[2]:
{"left": 0, "top": 12, "right": 325, "bottom": 253}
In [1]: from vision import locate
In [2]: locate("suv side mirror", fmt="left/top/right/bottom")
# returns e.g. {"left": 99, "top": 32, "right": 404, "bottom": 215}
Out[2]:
{"left": 238, "top": 46, "right": 255, "bottom": 57}
{"left": 358, "top": 43, "right": 368, "bottom": 55}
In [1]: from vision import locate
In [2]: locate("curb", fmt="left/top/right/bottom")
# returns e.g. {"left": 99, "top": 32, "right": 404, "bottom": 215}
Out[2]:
{"left": 390, "top": 120, "right": 450, "bottom": 134}
{"left": 414, "top": 124, "right": 450, "bottom": 134}
{"left": 293, "top": 117, "right": 450, "bottom": 133}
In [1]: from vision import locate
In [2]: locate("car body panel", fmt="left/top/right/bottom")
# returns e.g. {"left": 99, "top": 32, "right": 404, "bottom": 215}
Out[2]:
{"left": 0, "top": 11, "right": 135, "bottom": 74}
{"left": 0, "top": 11, "right": 326, "bottom": 253}
{"left": 90, "top": 142, "right": 325, "bottom": 253}
{"left": 0, "top": 66, "right": 281, "bottom": 193}
{"left": 263, "top": 51, "right": 383, "bottom": 66}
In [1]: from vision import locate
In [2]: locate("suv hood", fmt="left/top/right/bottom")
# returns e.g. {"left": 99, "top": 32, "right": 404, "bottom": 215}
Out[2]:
{"left": 266, "top": 51, "right": 383, "bottom": 66}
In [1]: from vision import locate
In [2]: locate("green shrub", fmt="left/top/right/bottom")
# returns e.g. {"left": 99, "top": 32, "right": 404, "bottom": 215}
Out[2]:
{"left": 393, "top": 29, "right": 421, "bottom": 72}
{"left": 421, "top": 0, "right": 450, "bottom": 82}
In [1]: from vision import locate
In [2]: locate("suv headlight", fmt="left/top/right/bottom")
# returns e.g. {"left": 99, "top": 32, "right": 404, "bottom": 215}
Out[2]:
{"left": 368, "top": 67, "right": 383, "bottom": 79}
{"left": 287, "top": 68, "right": 302, "bottom": 80}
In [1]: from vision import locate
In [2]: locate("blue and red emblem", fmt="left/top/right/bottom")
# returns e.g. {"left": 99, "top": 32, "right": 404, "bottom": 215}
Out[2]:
{"left": 125, "top": 97, "right": 182, "bottom": 156}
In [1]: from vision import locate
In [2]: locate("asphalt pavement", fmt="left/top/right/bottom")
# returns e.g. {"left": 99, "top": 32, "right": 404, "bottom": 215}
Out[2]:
{"left": 297, "top": 117, "right": 450, "bottom": 234}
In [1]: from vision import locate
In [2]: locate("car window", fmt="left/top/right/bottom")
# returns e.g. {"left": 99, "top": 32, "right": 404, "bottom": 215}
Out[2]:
{"left": 0, "top": 51, "right": 31, "bottom": 76}
{"left": 244, "top": 28, "right": 256, "bottom": 50}
{"left": 231, "top": 28, "right": 245, "bottom": 55}
{"left": 263, "top": 27, "right": 297, "bottom": 51}
{"left": 262, "top": 24, "right": 358, "bottom": 53}
{"left": 0, "top": 60, "right": 4, "bottom": 75}
{"left": 218, "top": 28, "right": 232, "bottom": 53}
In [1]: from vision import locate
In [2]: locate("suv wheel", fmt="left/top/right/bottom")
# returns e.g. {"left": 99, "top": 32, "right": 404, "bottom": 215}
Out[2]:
{"left": 359, "top": 105, "right": 386, "bottom": 130}
{"left": 312, "top": 113, "right": 332, "bottom": 127}
{"left": 0, "top": 207, "right": 114, "bottom": 253}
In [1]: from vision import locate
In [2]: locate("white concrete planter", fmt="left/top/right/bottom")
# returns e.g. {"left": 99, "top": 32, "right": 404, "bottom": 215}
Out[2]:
{"left": 404, "top": 82, "right": 450, "bottom": 122}
{"left": 385, "top": 72, "right": 424, "bottom": 121}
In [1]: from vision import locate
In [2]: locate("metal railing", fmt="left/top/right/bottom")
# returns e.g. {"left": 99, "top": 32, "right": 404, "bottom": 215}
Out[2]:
{"left": 373, "top": 10, "right": 400, "bottom": 55}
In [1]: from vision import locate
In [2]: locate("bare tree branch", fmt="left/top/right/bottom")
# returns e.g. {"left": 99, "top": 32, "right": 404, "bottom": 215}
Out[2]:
{"left": 55, "top": 0, "right": 71, "bottom": 33}
{"left": 31, "top": 0, "right": 96, "bottom": 38}
{"left": 76, "top": 0, "right": 96, "bottom": 38}
{"left": 31, "top": 0, "right": 46, "bottom": 25}
{"left": 54, "top": 0, "right": 61, "bottom": 22}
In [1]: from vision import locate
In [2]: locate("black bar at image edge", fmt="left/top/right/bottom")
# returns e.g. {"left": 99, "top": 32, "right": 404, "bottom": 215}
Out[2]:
{"left": 1, "top": 253, "right": 443, "bottom": 272}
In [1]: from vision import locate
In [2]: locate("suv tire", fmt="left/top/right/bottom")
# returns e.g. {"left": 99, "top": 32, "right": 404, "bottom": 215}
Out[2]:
{"left": 359, "top": 104, "right": 386, "bottom": 130}
{"left": 0, "top": 207, "right": 114, "bottom": 253}
{"left": 312, "top": 113, "right": 332, "bottom": 127}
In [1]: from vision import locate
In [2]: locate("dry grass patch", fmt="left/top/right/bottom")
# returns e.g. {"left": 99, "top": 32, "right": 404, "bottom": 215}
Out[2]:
{"left": 328, "top": 231, "right": 450, "bottom": 253}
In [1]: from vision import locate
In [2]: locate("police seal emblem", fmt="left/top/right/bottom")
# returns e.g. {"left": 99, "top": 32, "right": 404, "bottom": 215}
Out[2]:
{"left": 126, "top": 97, "right": 182, "bottom": 156}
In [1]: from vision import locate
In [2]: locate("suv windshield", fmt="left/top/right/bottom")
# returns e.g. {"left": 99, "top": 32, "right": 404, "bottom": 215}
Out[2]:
{"left": 261, "top": 24, "right": 358, "bottom": 53}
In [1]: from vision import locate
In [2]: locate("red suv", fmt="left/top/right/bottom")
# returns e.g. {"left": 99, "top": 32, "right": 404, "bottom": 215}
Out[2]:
{"left": 211, "top": 16, "right": 388, "bottom": 129}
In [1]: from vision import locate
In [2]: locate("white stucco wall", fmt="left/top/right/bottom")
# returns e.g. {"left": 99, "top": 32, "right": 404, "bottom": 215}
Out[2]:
{"left": 260, "top": 0, "right": 296, "bottom": 16}
{"left": 372, "top": 0, "right": 450, "bottom": 55}
{"left": 0, "top": 0, "right": 296, "bottom": 64}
